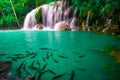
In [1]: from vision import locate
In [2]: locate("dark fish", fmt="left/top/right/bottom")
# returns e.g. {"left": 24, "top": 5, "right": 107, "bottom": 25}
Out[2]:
{"left": 26, "top": 50, "right": 30, "bottom": 54}
{"left": 72, "top": 51, "right": 80, "bottom": 54}
{"left": 16, "top": 56, "right": 26, "bottom": 59}
{"left": 42, "top": 56, "right": 46, "bottom": 62}
{"left": 29, "top": 61, "right": 38, "bottom": 71}
{"left": 16, "top": 69, "right": 22, "bottom": 78}
{"left": 31, "top": 53, "right": 38, "bottom": 58}
{"left": 70, "top": 70, "right": 75, "bottom": 80}
{"left": 26, "top": 53, "right": 35, "bottom": 57}
{"left": 46, "top": 69, "right": 56, "bottom": 76}
{"left": 29, "top": 66, "right": 38, "bottom": 71}
{"left": 16, "top": 60, "right": 25, "bottom": 71}
{"left": 0, "top": 53, "right": 6, "bottom": 56}
{"left": 24, "top": 69, "right": 31, "bottom": 77}
{"left": 78, "top": 55, "right": 85, "bottom": 58}
{"left": 30, "top": 71, "right": 38, "bottom": 80}
{"left": 36, "top": 60, "right": 41, "bottom": 65}
{"left": 58, "top": 55, "right": 68, "bottom": 58}
{"left": 14, "top": 54, "right": 24, "bottom": 56}
{"left": 29, "top": 60, "right": 35, "bottom": 68}
{"left": 52, "top": 57, "right": 59, "bottom": 64}
{"left": 46, "top": 52, "right": 50, "bottom": 59}
{"left": 11, "top": 57, "right": 18, "bottom": 61}
{"left": 6, "top": 56, "right": 12, "bottom": 58}
{"left": 53, "top": 49, "right": 58, "bottom": 51}
{"left": 23, "top": 63, "right": 26, "bottom": 71}
{"left": 14, "top": 54, "right": 25, "bottom": 59}
{"left": 26, "top": 51, "right": 38, "bottom": 57}
{"left": 75, "top": 60, "right": 81, "bottom": 63}
{"left": 50, "top": 52, "right": 53, "bottom": 56}
{"left": 42, "top": 63, "right": 48, "bottom": 71}
{"left": 37, "top": 70, "right": 47, "bottom": 80}
{"left": 52, "top": 73, "right": 66, "bottom": 80}
{"left": 77, "top": 68, "right": 86, "bottom": 71}
{"left": 40, "top": 48, "right": 52, "bottom": 50}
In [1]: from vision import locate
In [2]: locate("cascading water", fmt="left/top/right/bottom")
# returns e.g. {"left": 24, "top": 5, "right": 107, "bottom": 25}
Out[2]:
{"left": 22, "top": 0, "right": 79, "bottom": 31}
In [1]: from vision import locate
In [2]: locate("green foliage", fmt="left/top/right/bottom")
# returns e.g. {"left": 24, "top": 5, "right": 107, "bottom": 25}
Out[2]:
{"left": 35, "top": 9, "right": 41, "bottom": 21}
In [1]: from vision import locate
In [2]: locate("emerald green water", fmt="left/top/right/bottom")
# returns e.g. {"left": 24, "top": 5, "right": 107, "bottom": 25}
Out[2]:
{"left": 0, "top": 30, "right": 120, "bottom": 80}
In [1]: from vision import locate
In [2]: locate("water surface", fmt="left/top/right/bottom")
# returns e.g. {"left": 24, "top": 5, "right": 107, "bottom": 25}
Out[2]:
{"left": 0, "top": 30, "right": 120, "bottom": 80}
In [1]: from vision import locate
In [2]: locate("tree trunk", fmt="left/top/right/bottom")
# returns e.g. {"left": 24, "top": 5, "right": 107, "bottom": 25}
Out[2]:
{"left": 10, "top": 0, "right": 21, "bottom": 28}
{"left": 0, "top": 6, "right": 5, "bottom": 16}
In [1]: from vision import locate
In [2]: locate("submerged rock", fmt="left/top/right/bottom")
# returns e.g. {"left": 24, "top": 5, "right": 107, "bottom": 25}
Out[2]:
{"left": 0, "top": 61, "right": 12, "bottom": 79}
{"left": 0, "top": 61, "right": 12, "bottom": 72}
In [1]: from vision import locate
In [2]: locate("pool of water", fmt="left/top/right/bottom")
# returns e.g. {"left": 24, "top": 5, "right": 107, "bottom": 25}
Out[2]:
{"left": 0, "top": 30, "right": 120, "bottom": 80}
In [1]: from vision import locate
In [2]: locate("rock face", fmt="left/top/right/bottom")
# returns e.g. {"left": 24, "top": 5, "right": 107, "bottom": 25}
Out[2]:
{"left": 54, "top": 21, "right": 70, "bottom": 31}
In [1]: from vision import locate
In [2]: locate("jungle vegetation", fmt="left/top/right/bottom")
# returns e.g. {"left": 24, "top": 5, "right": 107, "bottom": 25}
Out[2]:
{"left": 0, "top": 0, "right": 120, "bottom": 35}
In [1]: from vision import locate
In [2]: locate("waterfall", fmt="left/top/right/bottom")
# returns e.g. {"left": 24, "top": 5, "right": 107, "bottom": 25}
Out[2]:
{"left": 22, "top": 0, "right": 79, "bottom": 31}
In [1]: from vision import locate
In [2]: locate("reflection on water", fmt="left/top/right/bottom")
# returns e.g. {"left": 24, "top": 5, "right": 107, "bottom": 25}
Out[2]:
{"left": 0, "top": 31, "right": 120, "bottom": 80}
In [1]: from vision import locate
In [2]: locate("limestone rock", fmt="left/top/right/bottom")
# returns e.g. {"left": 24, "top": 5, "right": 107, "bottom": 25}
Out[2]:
{"left": 54, "top": 21, "right": 70, "bottom": 31}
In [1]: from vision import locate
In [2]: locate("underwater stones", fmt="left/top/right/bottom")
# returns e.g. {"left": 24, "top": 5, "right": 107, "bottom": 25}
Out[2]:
{"left": 0, "top": 61, "right": 12, "bottom": 79}
{"left": 0, "top": 61, "right": 12, "bottom": 73}
{"left": 54, "top": 21, "right": 70, "bottom": 31}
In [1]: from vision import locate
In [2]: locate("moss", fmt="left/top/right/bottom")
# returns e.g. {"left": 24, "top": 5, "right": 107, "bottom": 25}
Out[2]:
{"left": 100, "top": 46, "right": 120, "bottom": 64}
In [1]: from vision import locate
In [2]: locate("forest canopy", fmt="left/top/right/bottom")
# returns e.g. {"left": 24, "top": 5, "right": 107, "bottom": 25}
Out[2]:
{"left": 0, "top": 0, "right": 119, "bottom": 34}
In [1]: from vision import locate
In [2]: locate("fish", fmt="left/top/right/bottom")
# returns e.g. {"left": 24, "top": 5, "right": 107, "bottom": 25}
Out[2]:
{"left": 77, "top": 68, "right": 87, "bottom": 71}
{"left": 42, "top": 56, "right": 46, "bottom": 62}
{"left": 30, "top": 71, "right": 38, "bottom": 80}
{"left": 31, "top": 53, "right": 38, "bottom": 58}
{"left": 40, "top": 48, "right": 52, "bottom": 50}
{"left": 29, "top": 61, "right": 38, "bottom": 71}
{"left": 29, "top": 66, "right": 38, "bottom": 71}
{"left": 26, "top": 51, "right": 38, "bottom": 57}
{"left": 42, "top": 63, "right": 48, "bottom": 71}
{"left": 36, "top": 60, "right": 41, "bottom": 66}
{"left": 75, "top": 60, "right": 81, "bottom": 63}
{"left": 23, "top": 64, "right": 32, "bottom": 76}
{"left": 0, "top": 53, "right": 6, "bottom": 56}
{"left": 70, "top": 70, "right": 75, "bottom": 80}
{"left": 52, "top": 73, "right": 66, "bottom": 80}
{"left": 78, "top": 55, "right": 85, "bottom": 58}
{"left": 16, "top": 69, "right": 22, "bottom": 78}
{"left": 26, "top": 50, "right": 30, "bottom": 54}
{"left": 14, "top": 54, "right": 24, "bottom": 56}
{"left": 16, "top": 56, "right": 26, "bottom": 59}
{"left": 52, "top": 57, "right": 59, "bottom": 64}
{"left": 11, "top": 57, "right": 18, "bottom": 61}
{"left": 58, "top": 55, "right": 68, "bottom": 58}
{"left": 52, "top": 49, "right": 58, "bottom": 51}
{"left": 46, "top": 69, "right": 56, "bottom": 76}
{"left": 29, "top": 60, "right": 35, "bottom": 68}
{"left": 23, "top": 63, "right": 26, "bottom": 71}
{"left": 46, "top": 52, "right": 50, "bottom": 59}
{"left": 16, "top": 60, "right": 25, "bottom": 71}
{"left": 72, "top": 51, "right": 80, "bottom": 54}
{"left": 37, "top": 70, "right": 48, "bottom": 80}
{"left": 26, "top": 53, "right": 35, "bottom": 57}
{"left": 50, "top": 52, "right": 53, "bottom": 56}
